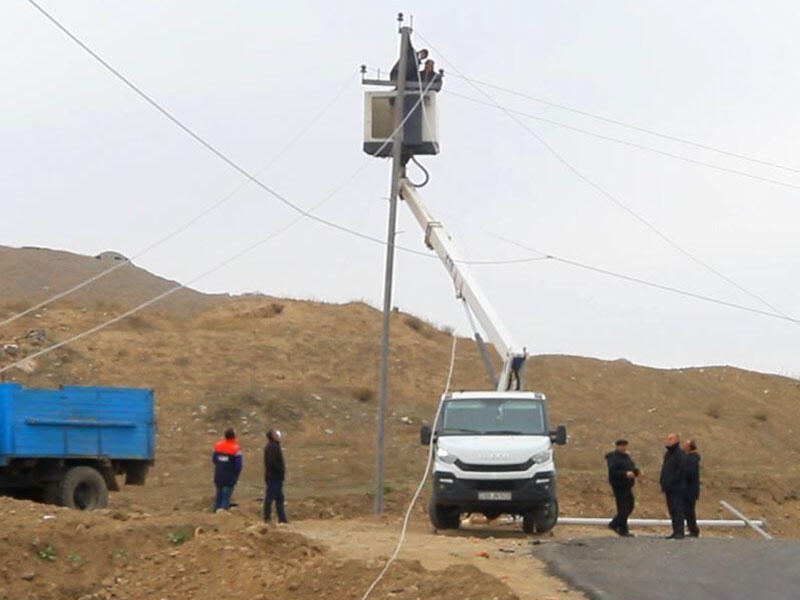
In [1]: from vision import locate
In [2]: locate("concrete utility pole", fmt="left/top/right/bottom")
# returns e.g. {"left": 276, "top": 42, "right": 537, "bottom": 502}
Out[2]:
{"left": 375, "top": 14, "right": 411, "bottom": 515}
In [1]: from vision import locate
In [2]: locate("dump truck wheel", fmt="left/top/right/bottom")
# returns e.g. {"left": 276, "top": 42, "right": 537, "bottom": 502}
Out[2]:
{"left": 59, "top": 466, "right": 108, "bottom": 510}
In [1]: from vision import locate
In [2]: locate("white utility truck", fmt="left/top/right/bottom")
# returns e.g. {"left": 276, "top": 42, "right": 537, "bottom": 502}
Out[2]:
{"left": 404, "top": 180, "right": 567, "bottom": 533}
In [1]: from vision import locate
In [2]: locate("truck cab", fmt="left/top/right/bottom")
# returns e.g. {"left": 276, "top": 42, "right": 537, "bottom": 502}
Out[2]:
{"left": 422, "top": 390, "right": 566, "bottom": 533}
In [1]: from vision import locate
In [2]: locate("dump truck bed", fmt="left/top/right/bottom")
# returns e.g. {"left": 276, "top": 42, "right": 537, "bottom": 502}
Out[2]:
{"left": 0, "top": 383, "right": 155, "bottom": 466}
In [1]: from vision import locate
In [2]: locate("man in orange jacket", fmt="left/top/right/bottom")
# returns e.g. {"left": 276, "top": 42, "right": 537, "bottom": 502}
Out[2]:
{"left": 212, "top": 428, "right": 243, "bottom": 512}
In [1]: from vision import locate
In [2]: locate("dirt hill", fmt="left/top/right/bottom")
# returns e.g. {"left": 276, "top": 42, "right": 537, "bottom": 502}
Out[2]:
{"left": 0, "top": 245, "right": 224, "bottom": 316}
{"left": 1, "top": 247, "right": 799, "bottom": 599}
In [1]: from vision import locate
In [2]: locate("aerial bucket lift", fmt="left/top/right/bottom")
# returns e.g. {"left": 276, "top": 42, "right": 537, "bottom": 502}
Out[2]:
{"left": 363, "top": 18, "right": 566, "bottom": 530}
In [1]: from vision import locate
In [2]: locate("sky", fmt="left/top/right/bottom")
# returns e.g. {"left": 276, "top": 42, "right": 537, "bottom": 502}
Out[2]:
{"left": 2, "top": 1, "right": 799, "bottom": 377}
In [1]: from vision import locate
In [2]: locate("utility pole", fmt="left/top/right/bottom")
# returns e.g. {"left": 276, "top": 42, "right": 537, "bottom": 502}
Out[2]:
{"left": 374, "top": 14, "right": 411, "bottom": 515}
{"left": 362, "top": 14, "right": 442, "bottom": 515}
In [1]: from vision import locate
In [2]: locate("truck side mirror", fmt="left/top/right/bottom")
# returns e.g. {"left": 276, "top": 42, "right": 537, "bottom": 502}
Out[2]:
{"left": 420, "top": 425, "right": 432, "bottom": 446}
{"left": 550, "top": 424, "right": 567, "bottom": 446}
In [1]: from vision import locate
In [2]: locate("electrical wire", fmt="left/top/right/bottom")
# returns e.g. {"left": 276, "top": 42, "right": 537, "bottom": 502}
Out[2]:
{"left": 445, "top": 89, "right": 800, "bottom": 192}
{"left": 5, "top": 9, "right": 523, "bottom": 375}
{"left": 17, "top": 6, "right": 798, "bottom": 376}
{"left": 407, "top": 156, "right": 430, "bottom": 187}
{"left": 446, "top": 216, "right": 800, "bottom": 325}
{"left": 445, "top": 72, "right": 800, "bottom": 176}
{"left": 24, "top": 2, "right": 439, "bottom": 273}
{"left": 415, "top": 30, "right": 793, "bottom": 323}
{"left": 0, "top": 161, "right": 372, "bottom": 376}
{"left": 544, "top": 254, "right": 800, "bottom": 324}
{"left": 360, "top": 334, "right": 456, "bottom": 600}
{"left": 0, "top": 72, "right": 357, "bottom": 330}
{"left": 367, "top": 60, "right": 800, "bottom": 188}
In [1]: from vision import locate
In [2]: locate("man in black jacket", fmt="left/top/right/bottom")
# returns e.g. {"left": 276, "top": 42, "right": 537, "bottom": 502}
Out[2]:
{"left": 605, "top": 439, "right": 640, "bottom": 536}
{"left": 659, "top": 432, "right": 686, "bottom": 539}
{"left": 263, "top": 428, "right": 288, "bottom": 523}
{"left": 682, "top": 438, "right": 701, "bottom": 537}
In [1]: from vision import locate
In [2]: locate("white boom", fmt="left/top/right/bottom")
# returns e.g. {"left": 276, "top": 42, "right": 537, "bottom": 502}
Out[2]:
{"left": 399, "top": 178, "right": 527, "bottom": 391}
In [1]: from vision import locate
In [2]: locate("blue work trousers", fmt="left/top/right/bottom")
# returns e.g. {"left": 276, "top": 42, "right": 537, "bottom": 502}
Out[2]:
{"left": 213, "top": 484, "right": 234, "bottom": 512}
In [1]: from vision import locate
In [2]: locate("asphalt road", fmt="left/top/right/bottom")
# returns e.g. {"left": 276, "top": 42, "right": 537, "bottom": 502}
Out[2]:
{"left": 531, "top": 536, "right": 800, "bottom": 600}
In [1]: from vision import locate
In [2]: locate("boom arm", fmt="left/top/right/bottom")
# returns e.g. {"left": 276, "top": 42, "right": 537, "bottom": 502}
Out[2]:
{"left": 399, "top": 179, "right": 527, "bottom": 391}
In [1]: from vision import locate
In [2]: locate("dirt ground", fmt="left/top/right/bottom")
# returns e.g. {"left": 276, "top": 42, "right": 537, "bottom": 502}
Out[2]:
{"left": 2, "top": 249, "right": 800, "bottom": 598}
{"left": 0, "top": 495, "right": 587, "bottom": 600}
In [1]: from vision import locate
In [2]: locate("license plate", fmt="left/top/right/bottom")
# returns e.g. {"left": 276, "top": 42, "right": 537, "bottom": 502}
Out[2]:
{"left": 477, "top": 491, "right": 512, "bottom": 501}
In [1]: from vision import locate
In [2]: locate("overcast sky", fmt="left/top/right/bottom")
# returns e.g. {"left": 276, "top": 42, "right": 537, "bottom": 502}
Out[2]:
{"left": 2, "top": 1, "right": 799, "bottom": 377}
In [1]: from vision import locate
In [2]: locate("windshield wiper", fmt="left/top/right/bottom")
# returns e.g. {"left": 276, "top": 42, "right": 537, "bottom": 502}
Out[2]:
{"left": 489, "top": 430, "right": 524, "bottom": 435}
{"left": 441, "top": 428, "right": 478, "bottom": 434}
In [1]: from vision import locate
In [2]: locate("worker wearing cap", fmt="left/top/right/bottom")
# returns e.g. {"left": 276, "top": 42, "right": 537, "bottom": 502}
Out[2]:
{"left": 605, "top": 439, "right": 640, "bottom": 536}
{"left": 263, "top": 428, "right": 288, "bottom": 523}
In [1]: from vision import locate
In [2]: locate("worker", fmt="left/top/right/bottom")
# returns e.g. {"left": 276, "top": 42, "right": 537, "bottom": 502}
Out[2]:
{"left": 682, "top": 438, "right": 701, "bottom": 537}
{"left": 390, "top": 43, "right": 428, "bottom": 83}
{"left": 421, "top": 58, "right": 439, "bottom": 83}
{"left": 211, "top": 427, "right": 243, "bottom": 512}
{"left": 605, "top": 439, "right": 640, "bottom": 536}
{"left": 659, "top": 432, "right": 686, "bottom": 539}
{"left": 263, "top": 428, "right": 288, "bottom": 523}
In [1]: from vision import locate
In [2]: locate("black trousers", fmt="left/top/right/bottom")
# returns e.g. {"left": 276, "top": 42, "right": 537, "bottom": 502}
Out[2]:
{"left": 665, "top": 490, "right": 685, "bottom": 536}
{"left": 610, "top": 487, "right": 634, "bottom": 533}
{"left": 683, "top": 495, "right": 699, "bottom": 535}
{"left": 264, "top": 478, "right": 288, "bottom": 523}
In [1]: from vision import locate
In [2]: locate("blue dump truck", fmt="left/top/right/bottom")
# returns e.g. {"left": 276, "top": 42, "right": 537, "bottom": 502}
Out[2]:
{"left": 0, "top": 383, "right": 155, "bottom": 510}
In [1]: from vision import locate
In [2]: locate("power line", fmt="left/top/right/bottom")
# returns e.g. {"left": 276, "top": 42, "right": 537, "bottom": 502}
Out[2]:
{"left": 546, "top": 255, "right": 800, "bottom": 324}
{"left": 6, "top": 7, "right": 537, "bottom": 376}
{"left": 436, "top": 212, "right": 800, "bottom": 324}
{"left": 25, "top": 1, "right": 429, "bottom": 265}
{"left": 17, "top": 6, "right": 797, "bottom": 374}
{"left": 0, "top": 72, "right": 357, "bottom": 330}
{"left": 415, "top": 30, "right": 792, "bottom": 323}
{"left": 445, "top": 89, "right": 800, "bottom": 192}
{"left": 0, "top": 159, "right": 380, "bottom": 376}
{"left": 22, "top": 4, "right": 508, "bottom": 287}
{"left": 445, "top": 72, "right": 800, "bottom": 176}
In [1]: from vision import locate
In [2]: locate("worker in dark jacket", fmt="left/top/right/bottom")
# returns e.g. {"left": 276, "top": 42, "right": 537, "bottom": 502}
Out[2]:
{"left": 659, "top": 432, "right": 686, "bottom": 539}
{"left": 682, "top": 438, "right": 701, "bottom": 537}
{"left": 263, "top": 428, "right": 288, "bottom": 523}
{"left": 211, "top": 427, "right": 243, "bottom": 512}
{"left": 605, "top": 439, "right": 640, "bottom": 536}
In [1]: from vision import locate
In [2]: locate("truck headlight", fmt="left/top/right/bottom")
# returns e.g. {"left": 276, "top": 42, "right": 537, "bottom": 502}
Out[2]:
{"left": 532, "top": 450, "right": 552, "bottom": 464}
{"left": 436, "top": 448, "right": 458, "bottom": 464}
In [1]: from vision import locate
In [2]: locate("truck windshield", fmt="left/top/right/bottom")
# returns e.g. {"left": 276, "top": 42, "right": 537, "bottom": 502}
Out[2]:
{"left": 438, "top": 398, "right": 546, "bottom": 435}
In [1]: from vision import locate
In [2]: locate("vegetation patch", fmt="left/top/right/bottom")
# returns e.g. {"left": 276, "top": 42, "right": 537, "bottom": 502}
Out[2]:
{"left": 353, "top": 387, "right": 375, "bottom": 403}
{"left": 403, "top": 314, "right": 435, "bottom": 339}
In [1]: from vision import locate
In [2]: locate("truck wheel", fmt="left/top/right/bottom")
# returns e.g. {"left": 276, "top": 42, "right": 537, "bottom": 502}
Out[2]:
{"left": 533, "top": 498, "right": 558, "bottom": 533}
{"left": 59, "top": 466, "right": 108, "bottom": 510}
{"left": 428, "top": 497, "right": 460, "bottom": 530}
{"left": 522, "top": 511, "right": 535, "bottom": 534}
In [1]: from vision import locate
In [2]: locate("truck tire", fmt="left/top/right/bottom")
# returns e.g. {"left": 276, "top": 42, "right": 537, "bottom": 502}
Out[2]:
{"left": 125, "top": 461, "right": 149, "bottom": 486}
{"left": 533, "top": 498, "right": 558, "bottom": 533}
{"left": 522, "top": 511, "right": 535, "bottom": 533}
{"left": 428, "top": 497, "right": 460, "bottom": 530}
{"left": 58, "top": 466, "right": 108, "bottom": 510}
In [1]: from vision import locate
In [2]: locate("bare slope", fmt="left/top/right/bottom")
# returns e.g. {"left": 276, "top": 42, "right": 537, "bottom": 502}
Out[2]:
{"left": 0, "top": 245, "right": 223, "bottom": 315}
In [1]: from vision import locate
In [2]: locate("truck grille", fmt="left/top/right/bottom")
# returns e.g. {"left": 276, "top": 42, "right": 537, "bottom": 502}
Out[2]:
{"left": 455, "top": 458, "right": 534, "bottom": 472}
